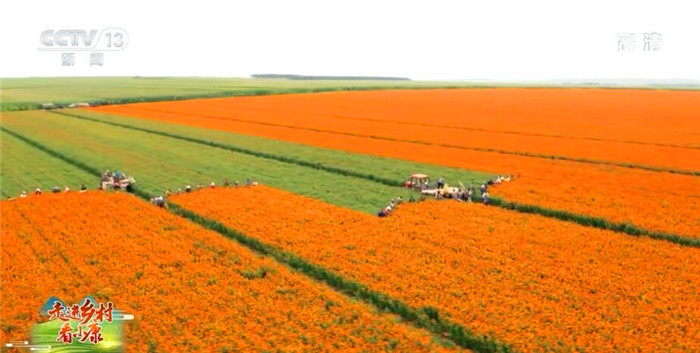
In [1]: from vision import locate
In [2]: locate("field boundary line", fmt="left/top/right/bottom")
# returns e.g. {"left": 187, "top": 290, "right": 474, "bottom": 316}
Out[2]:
{"left": 114, "top": 106, "right": 700, "bottom": 177}
{"left": 48, "top": 111, "right": 700, "bottom": 247}
{"left": 206, "top": 103, "right": 700, "bottom": 151}
{"left": 486, "top": 197, "right": 700, "bottom": 247}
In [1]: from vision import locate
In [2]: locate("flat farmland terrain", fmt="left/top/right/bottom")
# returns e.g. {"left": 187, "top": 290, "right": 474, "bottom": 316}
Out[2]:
{"left": 90, "top": 89, "right": 700, "bottom": 168}
{"left": 87, "top": 89, "right": 700, "bottom": 237}
{"left": 1, "top": 192, "right": 459, "bottom": 352}
{"left": 0, "top": 130, "right": 95, "bottom": 197}
{"left": 2, "top": 80, "right": 698, "bottom": 353}
{"left": 1, "top": 110, "right": 491, "bottom": 213}
{"left": 0, "top": 77, "right": 488, "bottom": 112}
{"left": 171, "top": 186, "right": 700, "bottom": 353}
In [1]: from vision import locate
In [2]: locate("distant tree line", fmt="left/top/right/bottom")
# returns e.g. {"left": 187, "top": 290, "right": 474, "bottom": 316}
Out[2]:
{"left": 251, "top": 74, "right": 411, "bottom": 81}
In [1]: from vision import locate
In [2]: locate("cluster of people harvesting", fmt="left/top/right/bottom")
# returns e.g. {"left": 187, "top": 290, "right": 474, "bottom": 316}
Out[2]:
{"left": 150, "top": 178, "right": 259, "bottom": 208}
{"left": 378, "top": 174, "right": 515, "bottom": 217}
{"left": 8, "top": 167, "right": 515, "bottom": 220}
{"left": 6, "top": 169, "right": 260, "bottom": 206}
{"left": 8, "top": 184, "right": 90, "bottom": 200}
{"left": 7, "top": 169, "right": 134, "bottom": 201}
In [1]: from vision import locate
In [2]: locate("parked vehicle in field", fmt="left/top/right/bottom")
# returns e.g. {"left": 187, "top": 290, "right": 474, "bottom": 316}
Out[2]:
{"left": 403, "top": 173, "right": 430, "bottom": 190}
{"left": 100, "top": 170, "right": 135, "bottom": 191}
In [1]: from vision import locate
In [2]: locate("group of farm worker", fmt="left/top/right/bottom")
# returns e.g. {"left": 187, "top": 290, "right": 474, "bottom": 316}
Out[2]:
{"left": 150, "top": 178, "right": 259, "bottom": 208}
{"left": 99, "top": 170, "right": 136, "bottom": 192}
{"left": 7, "top": 170, "right": 130, "bottom": 201}
{"left": 377, "top": 174, "right": 515, "bottom": 217}
{"left": 7, "top": 175, "right": 261, "bottom": 205}
{"left": 8, "top": 184, "right": 89, "bottom": 200}
{"left": 377, "top": 196, "right": 406, "bottom": 217}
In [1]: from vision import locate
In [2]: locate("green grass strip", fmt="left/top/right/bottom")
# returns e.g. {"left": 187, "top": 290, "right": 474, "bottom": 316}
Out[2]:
{"left": 0, "top": 127, "right": 102, "bottom": 177}
{"left": 51, "top": 110, "right": 402, "bottom": 187}
{"left": 52, "top": 110, "right": 700, "bottom": 247}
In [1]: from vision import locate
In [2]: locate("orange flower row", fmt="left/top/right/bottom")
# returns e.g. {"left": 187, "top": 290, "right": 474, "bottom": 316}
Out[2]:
{"left": 172, "top": 186, "right": 700, "bottom": 353}
{"left": 90, "top": 98, "right": 700, "bottom": 237}
{"left": 0, "top": 192, "right": 459, "bottom": 353}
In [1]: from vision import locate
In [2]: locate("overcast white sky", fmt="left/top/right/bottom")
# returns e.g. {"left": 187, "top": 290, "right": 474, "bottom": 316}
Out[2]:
{"left": 1, "top": 0, "right": 698, "bottom": 80}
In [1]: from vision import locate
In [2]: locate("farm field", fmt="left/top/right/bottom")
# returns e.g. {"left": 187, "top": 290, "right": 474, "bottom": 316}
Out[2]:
{"left": 86, "top": 89, "right": 700, "bottom": 238}
{"left": 0, "top": 130, "right": 95, "bottom": 198}
{"left": 2, "top": 80, "right": 699, "bottom": 353}
{"left": 0, "top": 110, "right": 491, "bottom": 213}
{"left": 1, "top": 192, "right": 459, "bottom": 352}
{"left": 0, "top": 77, "right": 491, "bottom": 112}
{"left": 90, "top": 89, "right": 700, "bottom": 169}
{"left": 46, "top": 109, "right": 495, "bottom": 187}
{"left": 170, "top": 186, "right": 700, "bottom": 353}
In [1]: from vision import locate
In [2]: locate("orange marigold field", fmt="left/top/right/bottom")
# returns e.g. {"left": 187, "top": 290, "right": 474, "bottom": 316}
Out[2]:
{"left": 172, "top": 186, "right": 700, "bottom": 353}
{"left": 0, "top": 192, "right": 460, "bottom": 353}
{"left": 90, "top": 97, "right": 700, "bottom": 238}
{"left": 91, "top": 89, "right": 700, "bottom": 170}
{"left": 201, "top": 88, "right": 700, "bottom": 147}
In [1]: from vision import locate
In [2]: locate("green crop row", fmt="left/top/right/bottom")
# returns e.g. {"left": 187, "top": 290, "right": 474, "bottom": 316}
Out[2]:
{"left": 0, "top": 131, "right": 96, "bottom": 197}
{"left": 52, "top": 110, "right": 404, "bottom": 188}
{"left": 1, "top": 111, "right": 419, "bottom": 213}
{"left": 1, "top": 127, "right": 102, "bottom": 176}
{"left": 58, "top": 109, "right": 494, "bottom": 186}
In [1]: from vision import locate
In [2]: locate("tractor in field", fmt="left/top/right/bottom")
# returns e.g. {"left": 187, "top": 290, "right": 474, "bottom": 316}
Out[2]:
{"left": 403, "top": 173, "right": 430, "bottom": 190}
{"left": 100, "top": 170, "right": 135, "bottom": 192}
